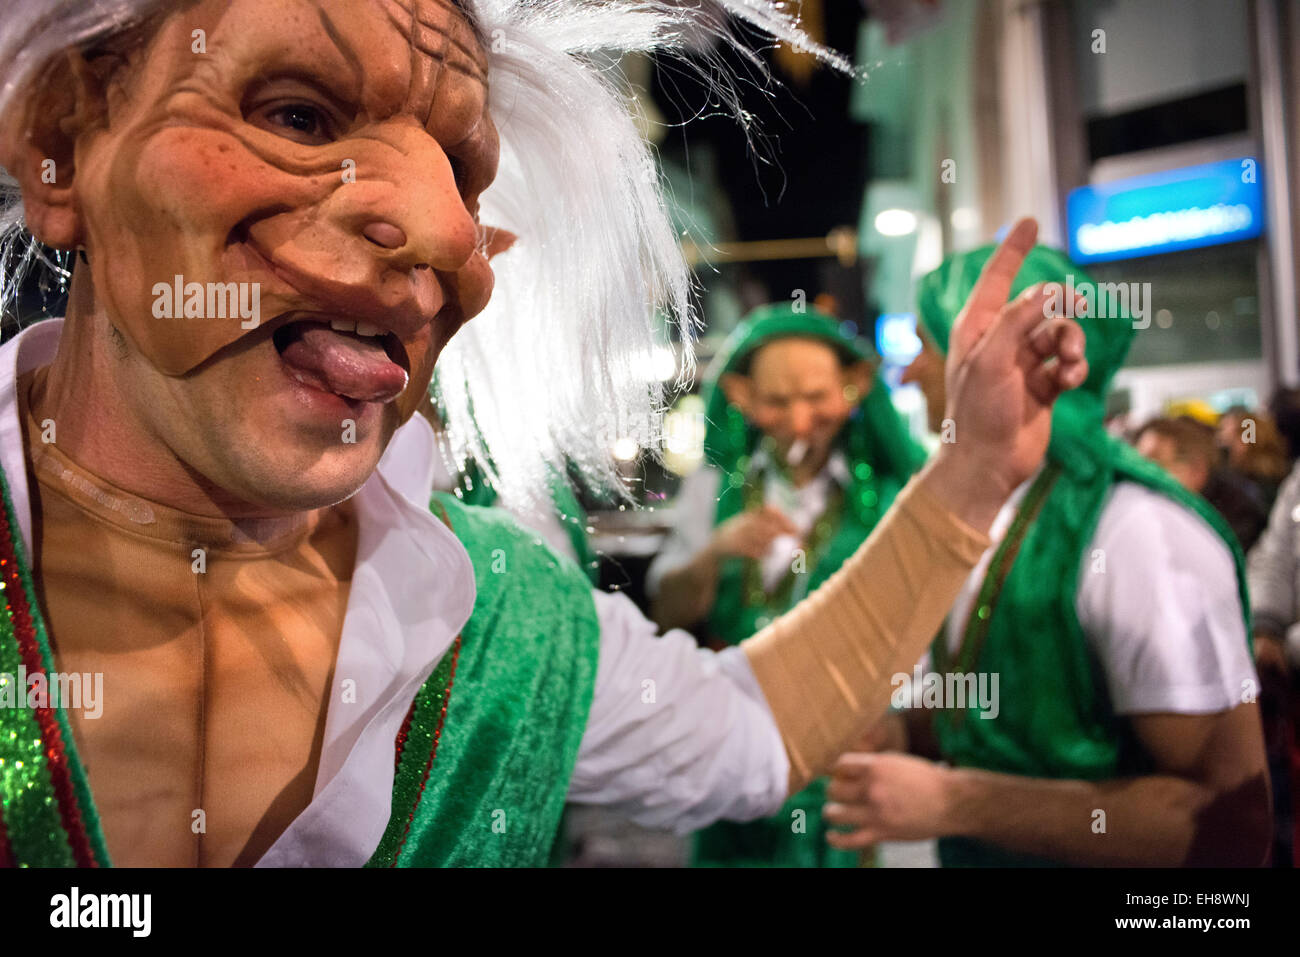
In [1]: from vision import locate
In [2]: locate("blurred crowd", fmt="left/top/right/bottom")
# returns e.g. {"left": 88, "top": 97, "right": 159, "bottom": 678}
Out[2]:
{"left": 628, "top": 244, "right": 1295, "bottom": 867}
{"left": 1128, "top": 389, "right": 1300, "bottom": 867}
{"left": 1123, "top": 395, "right": 1297, "bottom": 554}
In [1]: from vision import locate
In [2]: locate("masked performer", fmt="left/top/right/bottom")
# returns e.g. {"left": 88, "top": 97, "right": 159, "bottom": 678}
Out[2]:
{"left": 826, "top": 246, "right": 1269, "bottom": 866}
{"left": 0, "top": 0, "right": 1085, "bottom": 867}
{"left": 648, "top": 303, "right": 923, "bottom": 866}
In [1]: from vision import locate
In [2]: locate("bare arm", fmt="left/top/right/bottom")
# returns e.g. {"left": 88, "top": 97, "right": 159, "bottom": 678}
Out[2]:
{"left": 651, "top": 505, "right": 797, "bottom": 634}
{"left": 827, "top": 704, "right": 1272, "bottom": 866}
{"left": 651, "top": 542, "right": 722, "bottom": 633}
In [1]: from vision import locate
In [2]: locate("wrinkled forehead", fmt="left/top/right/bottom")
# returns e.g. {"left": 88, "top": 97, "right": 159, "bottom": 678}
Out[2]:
{"left": 155, "top": 0, "right": 490, "bottom": 139}
{"left": 749, "top": 338, "right": 847, "bottom": 383}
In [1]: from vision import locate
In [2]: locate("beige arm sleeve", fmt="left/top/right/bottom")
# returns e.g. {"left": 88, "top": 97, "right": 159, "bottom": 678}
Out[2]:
{"left": 741, "top": 475, "right": 991, "bottom": 793}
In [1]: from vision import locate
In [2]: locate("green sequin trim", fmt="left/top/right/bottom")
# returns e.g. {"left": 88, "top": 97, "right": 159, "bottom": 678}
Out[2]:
{"left": 0, "top": 463, "right": 100, "bottom": 866}
{"left": 365, "top": 643, "right": 459, "bottom": 867}
{"left": 0, "top": 592, "right": 70, "bottom": 867}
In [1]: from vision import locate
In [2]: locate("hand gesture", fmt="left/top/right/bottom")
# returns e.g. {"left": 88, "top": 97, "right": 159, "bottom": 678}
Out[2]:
{"left": 710, "top": 505, "right": 799, "bottom": 561}
{"left": 939, "top": 217, "right": 1089, "bottom": 500}
{"left": 824, "top": 752, "right": 956, "bottom": 848}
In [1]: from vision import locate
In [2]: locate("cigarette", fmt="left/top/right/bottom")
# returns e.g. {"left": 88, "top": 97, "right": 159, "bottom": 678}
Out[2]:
{"left": 786, "top": 439, "right": 808, "bottom": 467}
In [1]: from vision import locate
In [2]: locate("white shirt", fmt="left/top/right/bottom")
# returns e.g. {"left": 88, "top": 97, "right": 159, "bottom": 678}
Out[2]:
{"left": 0, "top": 320, "right": 789, "bottom": 866}
{"left": 941, "top": 469, "right": 1256, "bottom": 715}
{"left": 646, "top": 451, "right": 851, "bottom": 598}
{"left": 425, "top": 428, "right": 584, "bottom": 566}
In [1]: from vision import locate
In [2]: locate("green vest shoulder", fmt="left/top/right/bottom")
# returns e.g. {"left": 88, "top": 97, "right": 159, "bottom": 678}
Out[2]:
{"left": 369, "top": 492, "right": 601, "bottom": 867}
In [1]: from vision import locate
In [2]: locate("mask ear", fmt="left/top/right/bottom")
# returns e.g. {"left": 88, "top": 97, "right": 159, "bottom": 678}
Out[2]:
{"left": 719, "top": 372, "right": 753, "bottom": 416}
{"left": 482, "top": 226, "right": 518, "bottom": 260}
{"left": 3, "top": 51, "right": 106, "bottom": 250}
{"left": 843, "top": 361, "right": 874, "bottom": 404}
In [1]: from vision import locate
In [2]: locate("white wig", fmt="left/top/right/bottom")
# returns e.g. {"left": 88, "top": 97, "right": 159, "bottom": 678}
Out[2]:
{"left": 0, "top": 0, "right": 849, "bottom": 508}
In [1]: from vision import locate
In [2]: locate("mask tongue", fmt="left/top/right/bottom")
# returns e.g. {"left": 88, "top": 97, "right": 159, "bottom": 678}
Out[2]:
{"left": 277, "top": 323, "right": 408, "bottom": 403}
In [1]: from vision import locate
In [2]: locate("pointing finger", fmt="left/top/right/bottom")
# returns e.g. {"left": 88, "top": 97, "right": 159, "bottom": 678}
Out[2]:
{"left": 949, "top": 217, "right": 1038, "bottom": 362}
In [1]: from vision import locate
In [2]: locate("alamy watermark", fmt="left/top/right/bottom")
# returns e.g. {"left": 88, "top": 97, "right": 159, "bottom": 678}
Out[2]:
{"left": 152, "top": 275, "right": 260, "bottom": 328}
{"left": 0, "top": 667, "right": 103, "bottom": 719}
{"left": 890, "top": 664, "right": 1000, "bottom": 719}
{"left": 50, "top": 887, "right": 150, "bottom": 937}
{"left": 1044, "top": 274, "right": 1152, "bottom": 330}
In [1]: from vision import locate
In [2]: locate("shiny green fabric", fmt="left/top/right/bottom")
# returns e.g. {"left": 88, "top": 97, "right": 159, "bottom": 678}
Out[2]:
{"left": 917, "top": 245, "right": 1252, "bottom": 867}
{"left": 0, "top": 458, "right": 110, "bottom": 867}
{"left": 376, "top": 493, "right": 601, "bottom": 866}
{"left": 693, "top": 304, "right": 924, "bottom": 868}
{"left": 693, "top": 776, "right": 860, "bottom": 868}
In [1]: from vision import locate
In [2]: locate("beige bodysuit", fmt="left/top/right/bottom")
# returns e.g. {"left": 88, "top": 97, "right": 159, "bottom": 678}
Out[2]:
{"left": 19, "top": 368, "right": 357, "bottom": 867}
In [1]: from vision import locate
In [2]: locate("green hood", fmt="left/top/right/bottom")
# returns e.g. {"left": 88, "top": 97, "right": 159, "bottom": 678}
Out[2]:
{"left": 702, "top": 302, "right": 925, "bottom": 484}
{"left": 916, "top": 244, "right": 1133, "bottom": 440}
{"left": 700, "top": 302, "right": 925, "bottom": 649}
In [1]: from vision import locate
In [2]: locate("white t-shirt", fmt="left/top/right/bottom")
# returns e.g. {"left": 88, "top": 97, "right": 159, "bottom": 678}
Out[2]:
{"left": 942, "top": 472, "right": 1256, "bottom": 715}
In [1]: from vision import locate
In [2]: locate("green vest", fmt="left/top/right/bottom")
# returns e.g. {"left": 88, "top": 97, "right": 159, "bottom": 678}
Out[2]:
{"left": 931, "top": 437, "right": 1253, "bottom": 868}
{"left": 916, "top": 242, "right": 1253, "bottom": 868}
{"left": 0, "top": 464, "right": 600, "bottom": 867}
{"left": 452, "top": 458, "right": 601, "bottom": 586}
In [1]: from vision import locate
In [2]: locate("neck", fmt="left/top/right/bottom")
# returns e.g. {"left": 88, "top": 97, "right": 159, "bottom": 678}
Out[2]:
{"left": 31, "top": 272, "right": 307, "bottom": 528}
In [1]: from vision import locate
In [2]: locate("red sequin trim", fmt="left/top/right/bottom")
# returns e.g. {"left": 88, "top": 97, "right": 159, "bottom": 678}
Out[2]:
{"left": 393, "top": 700, "right": 417, "bottom": 772}
{"left": 391, "top": 634, "right": 462, "bottom": 865}
{"left": 0, "top": 506, "right": 97, "bottom": 868}
{"left": 0, "top": 803, "right": 15, "bottom": 868}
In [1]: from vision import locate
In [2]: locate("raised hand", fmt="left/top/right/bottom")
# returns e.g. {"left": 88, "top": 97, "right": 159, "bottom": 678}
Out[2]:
{"left": 925, "top": 218, "right": 1088, "bottom": 529}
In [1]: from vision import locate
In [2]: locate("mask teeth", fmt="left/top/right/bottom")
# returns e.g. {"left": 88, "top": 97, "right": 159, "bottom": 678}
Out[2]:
{"left": 786, "top": 438, "right": 808, "bottom": 467}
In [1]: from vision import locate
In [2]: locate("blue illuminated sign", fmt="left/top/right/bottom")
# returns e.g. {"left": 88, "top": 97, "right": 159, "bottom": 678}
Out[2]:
{"left": 876, "top": 312, "right": 921, "bottom": 365}
{"left": 1066, "top": 157, "right": 1263, "bottom": 263}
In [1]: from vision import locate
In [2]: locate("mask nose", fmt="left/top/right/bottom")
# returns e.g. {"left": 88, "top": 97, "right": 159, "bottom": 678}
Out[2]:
{"left": 363, "top": 222, "right": 408, "bottom": 250}
{"left": 788, "top": 403, "right": 815, "bottom": 439}
{"left": 334, "top": 128, "right": 479, "bottom": 275}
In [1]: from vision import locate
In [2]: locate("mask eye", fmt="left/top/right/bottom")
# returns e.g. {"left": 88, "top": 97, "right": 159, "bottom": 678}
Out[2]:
{"left": 260, "top": 102, "right": 335, "bottom": 145}
{"left": 243, "top": 77, "right": 350, "bottom": 146}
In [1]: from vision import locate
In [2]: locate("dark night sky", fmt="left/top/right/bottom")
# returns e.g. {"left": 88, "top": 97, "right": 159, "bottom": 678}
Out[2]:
{"left": 650, "top": 3, "right": 870, "bottom": 315}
